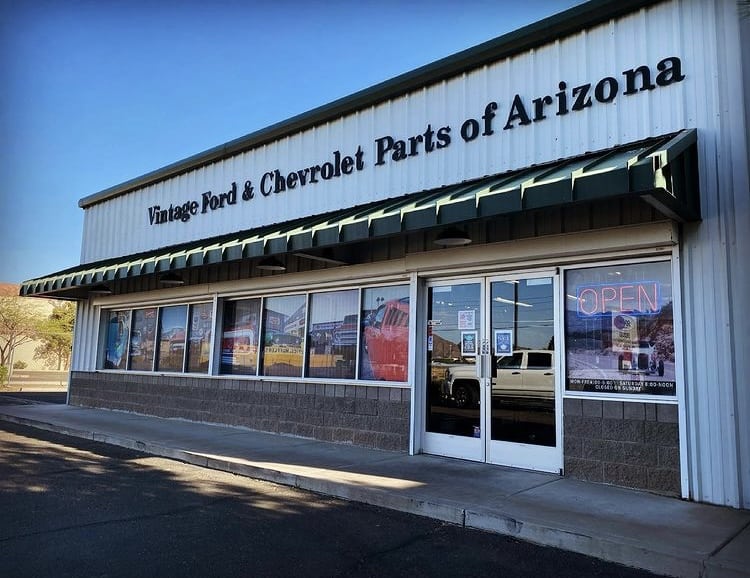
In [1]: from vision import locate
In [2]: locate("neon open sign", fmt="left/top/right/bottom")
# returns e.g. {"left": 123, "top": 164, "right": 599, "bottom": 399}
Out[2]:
{"left": 576, "top": 281, "right": 661, "bottom": 317}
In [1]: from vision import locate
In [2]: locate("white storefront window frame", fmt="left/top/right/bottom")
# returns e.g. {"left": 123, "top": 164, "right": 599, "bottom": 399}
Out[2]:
{"left": 560, "top": 254, "right": 681, "bottom": 404}
{"left": 93, "top": 275, "right": 414, "bottom": 389}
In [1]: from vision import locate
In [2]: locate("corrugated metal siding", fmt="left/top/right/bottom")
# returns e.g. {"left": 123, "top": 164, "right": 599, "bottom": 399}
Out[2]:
{"left": 71, "top": 300, "right": 98, "bottom": 373}
{"left": 738, "top": 1, "right": 750, "bottom": 511}
{"left": 80, "top": 1, "right": 696, "bottom": 264}
{"left": 677, "top": 0, "right": 750, "bottom": 508}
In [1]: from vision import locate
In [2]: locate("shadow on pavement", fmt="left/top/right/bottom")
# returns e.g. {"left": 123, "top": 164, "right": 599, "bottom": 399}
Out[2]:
{"left": 0, "top": 391, "right": 68, "bottom": 405}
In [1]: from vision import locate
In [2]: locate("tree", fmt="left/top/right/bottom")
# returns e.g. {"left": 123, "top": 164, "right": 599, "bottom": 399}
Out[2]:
{"left": 0, "top": 295, "right": 44, "bottom": 368}
{"left": 34, "top": 302, "right": 76, "bottom": 371}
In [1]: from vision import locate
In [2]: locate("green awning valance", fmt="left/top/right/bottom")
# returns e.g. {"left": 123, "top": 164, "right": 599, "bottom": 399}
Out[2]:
{"left": 21, "top": 129, "right": 699, "bottom": 298}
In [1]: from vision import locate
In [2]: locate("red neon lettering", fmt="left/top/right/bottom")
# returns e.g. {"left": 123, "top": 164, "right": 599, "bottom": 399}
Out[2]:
{"left": 638, "top": 283, "right": 659, "bottom": 313}
{"left": 601, "top": 286, "right": 618, "bottom": 312}
{"left": 576, "top": 281, "right": 661, "bottom": 316}
{"left": 578, "top": 288, "right": 599, "bottom": 315}
{"left": 619, "top": 285, "right": 635, "bottom": 312}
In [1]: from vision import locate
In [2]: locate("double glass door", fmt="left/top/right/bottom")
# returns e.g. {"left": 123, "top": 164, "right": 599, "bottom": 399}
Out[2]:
{"left": 423, "top": 273, "right": 560, "bottom": 472}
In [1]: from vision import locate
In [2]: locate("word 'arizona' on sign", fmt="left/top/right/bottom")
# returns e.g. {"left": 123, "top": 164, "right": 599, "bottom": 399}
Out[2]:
{"left": 373, "top": 56, "right": 685, "bottom": 166}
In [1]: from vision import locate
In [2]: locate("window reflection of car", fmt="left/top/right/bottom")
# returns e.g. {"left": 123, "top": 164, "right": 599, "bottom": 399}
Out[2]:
{"left": 493, "top": 350, "right": 554, "bottom": 399}
{"left": 363, "top": 297, "right": 409, "bottom": 381}
{"left": 443, "top": 350, "right": 554, "bottom": 409}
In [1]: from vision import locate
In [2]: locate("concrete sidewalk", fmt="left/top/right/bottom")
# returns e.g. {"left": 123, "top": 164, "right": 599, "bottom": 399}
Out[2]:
{"left": 1, "top": 402, "right": 748, "bottom": 578}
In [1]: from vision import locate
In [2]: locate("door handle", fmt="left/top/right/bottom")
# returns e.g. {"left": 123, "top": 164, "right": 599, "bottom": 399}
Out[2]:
{"left": 511, "top": 371, "right": 521, "bottom": 375}
{"left": 476, "top": 339, "right": 491, "bottom": 380}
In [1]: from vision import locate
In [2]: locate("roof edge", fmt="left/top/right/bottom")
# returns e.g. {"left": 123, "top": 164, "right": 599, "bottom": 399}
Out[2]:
{"left": 79, "top": 0, "right": 661, "bottom": 209}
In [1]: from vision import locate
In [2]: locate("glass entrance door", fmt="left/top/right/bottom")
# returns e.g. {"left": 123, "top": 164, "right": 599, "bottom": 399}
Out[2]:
{"left": 485, "top": 274, "right": 560, "bottom": 471}
{"left": 423, "top": 274, "right": 561, "bottom": 472}
{"left": 423, "top": 280, "right": 484, "bottom": 461}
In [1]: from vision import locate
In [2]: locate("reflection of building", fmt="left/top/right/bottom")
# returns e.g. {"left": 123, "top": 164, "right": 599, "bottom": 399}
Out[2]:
{"left": 431, "top": 334, "right": 459, "bottom": 361}
{"left": 284, "top": 305, "right": 306, "bottom": 337}
{"left": 19, "top": 1, "right": 750, "bottom": 509}
{"left": 265, "top": 310, "right": 285, "bottom": 333}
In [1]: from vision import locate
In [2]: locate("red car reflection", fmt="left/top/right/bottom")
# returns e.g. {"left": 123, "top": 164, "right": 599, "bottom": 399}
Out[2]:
{"left": 363, "top": 297, "right": 409, "bottom": 382}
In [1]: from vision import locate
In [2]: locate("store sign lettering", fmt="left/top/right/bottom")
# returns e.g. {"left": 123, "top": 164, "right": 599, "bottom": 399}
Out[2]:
{"left": 576, "top": 281, "right": 661, "bottom": 317}
{"left": 147, "top": 56, "right": 685, "bottom": 226}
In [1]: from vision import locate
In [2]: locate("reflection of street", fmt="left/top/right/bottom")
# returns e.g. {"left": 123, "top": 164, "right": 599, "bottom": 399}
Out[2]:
{"left": 427, "top": 398, "right": 555, "bottom": 446}
{"left": 491, "top": 397, "right": 555, "bottom": 446}
{"left": 428, "top": 404, "right": 479, "bottom": 437}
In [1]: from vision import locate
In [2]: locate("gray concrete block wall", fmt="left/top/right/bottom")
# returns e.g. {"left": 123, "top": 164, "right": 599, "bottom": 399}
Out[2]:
{"left": 563, "top": 398, "right": 680, "bottom": 496}
{"left": 69, "top": 371, "right": 410, "bottom": 451}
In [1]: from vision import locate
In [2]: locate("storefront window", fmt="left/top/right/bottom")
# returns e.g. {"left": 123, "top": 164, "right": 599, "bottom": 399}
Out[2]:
{"left": 104, "top": 310, "right": 130, "bottom": 369}
{"left": 220, "top": 298, "right": 261, "bottom": 375}
{"left": 128, "top": 308, "right": 157, "bottom": 371}
{"left": 260, "top": 295, "right": 306, "bottom": 377}
{"left": 101, "top": 284, "right": 413, "bottom": 383}
{"left": 359, "top": 285, "right": 410, "bottom": 382}
{"left": 155, "top": 305, "right": 188, "bottom": 372}
{"left": 306, "top": 290, "right": 358, "bottom": 379}
{"left": 565, "top": 261, "right": 676, "bottom": 396}
{"left": 186, "top": 303, "right": 213, "bottom": 373}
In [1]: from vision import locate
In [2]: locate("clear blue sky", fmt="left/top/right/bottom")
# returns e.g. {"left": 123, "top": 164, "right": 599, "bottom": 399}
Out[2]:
{"left": 0, "top": 0, "right": 582, "bottom": 284}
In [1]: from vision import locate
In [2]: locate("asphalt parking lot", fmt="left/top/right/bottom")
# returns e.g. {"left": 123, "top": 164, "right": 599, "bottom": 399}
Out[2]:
{"left": 0, "top": 420, "right": 662, "bottom": 578}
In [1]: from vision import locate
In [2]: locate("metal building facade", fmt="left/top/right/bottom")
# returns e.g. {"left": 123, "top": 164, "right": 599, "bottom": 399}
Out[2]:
{"left": 23, "top": 0, "right": 750, "bottom": 508}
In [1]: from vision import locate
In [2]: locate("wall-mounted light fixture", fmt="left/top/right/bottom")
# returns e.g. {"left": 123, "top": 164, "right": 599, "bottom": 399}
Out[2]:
{"left": 434, "top": 227, "right": 472, "bottom": 247}
{"left": 160, "top": 272, "right": 185, "bottom": 286}
{"left": 89, "top": 283, "right": 113, "bottom": 295}
{"left": 256, "top": 257, "right": 286, "bottom": 272}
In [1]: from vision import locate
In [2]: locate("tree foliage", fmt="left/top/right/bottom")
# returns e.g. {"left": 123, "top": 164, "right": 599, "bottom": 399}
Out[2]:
{"left": 0, "top": 296, "right": 44, "bottom": 367}
{"left": 34, "top": 302, "right": 76, "bottom": 370}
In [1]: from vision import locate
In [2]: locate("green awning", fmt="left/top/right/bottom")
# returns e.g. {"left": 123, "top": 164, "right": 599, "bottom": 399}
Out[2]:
{"left": 21, "top": 129, "right": 699, "bottom": 298}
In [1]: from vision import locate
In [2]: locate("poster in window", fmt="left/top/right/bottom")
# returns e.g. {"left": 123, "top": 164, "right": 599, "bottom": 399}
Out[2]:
{"left": 565, "top": 261, "right": 676, "bottom": 396}
{"left": 260, "top": 295, "right": 306, "bottom": 377}
{"left": 458, "top": 309, "right": 475, "bottom": 330}
{"left": 359, "top": 286, "right": 410, "bottom": 382}
{"left": 128, "top": 308, "right": 157, "bottom": 371}
{"left": 105, "top": 310, "right": 130, "bottom": 369}
{"left": 156, "top": 305, "right": 188, "bottom": 372}
{"left": 494, "top": 329, "right": 513, "bottom": 357}
{"left": 186, "top": 303, "right": 213, "bottom": 374}
{"left": 461, "top": 331, "right": 477, "bottom": 356}
{"left": 220, "top": 299, "right": 261, "bottom": 375}
{"left": 306, "top": 289, "right": 358, "bottom": 379}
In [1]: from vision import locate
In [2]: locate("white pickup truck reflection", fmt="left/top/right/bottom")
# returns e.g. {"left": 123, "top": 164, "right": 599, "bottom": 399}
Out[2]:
{"left": 443, "top": 350, "right": 554, "bottom": 409}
